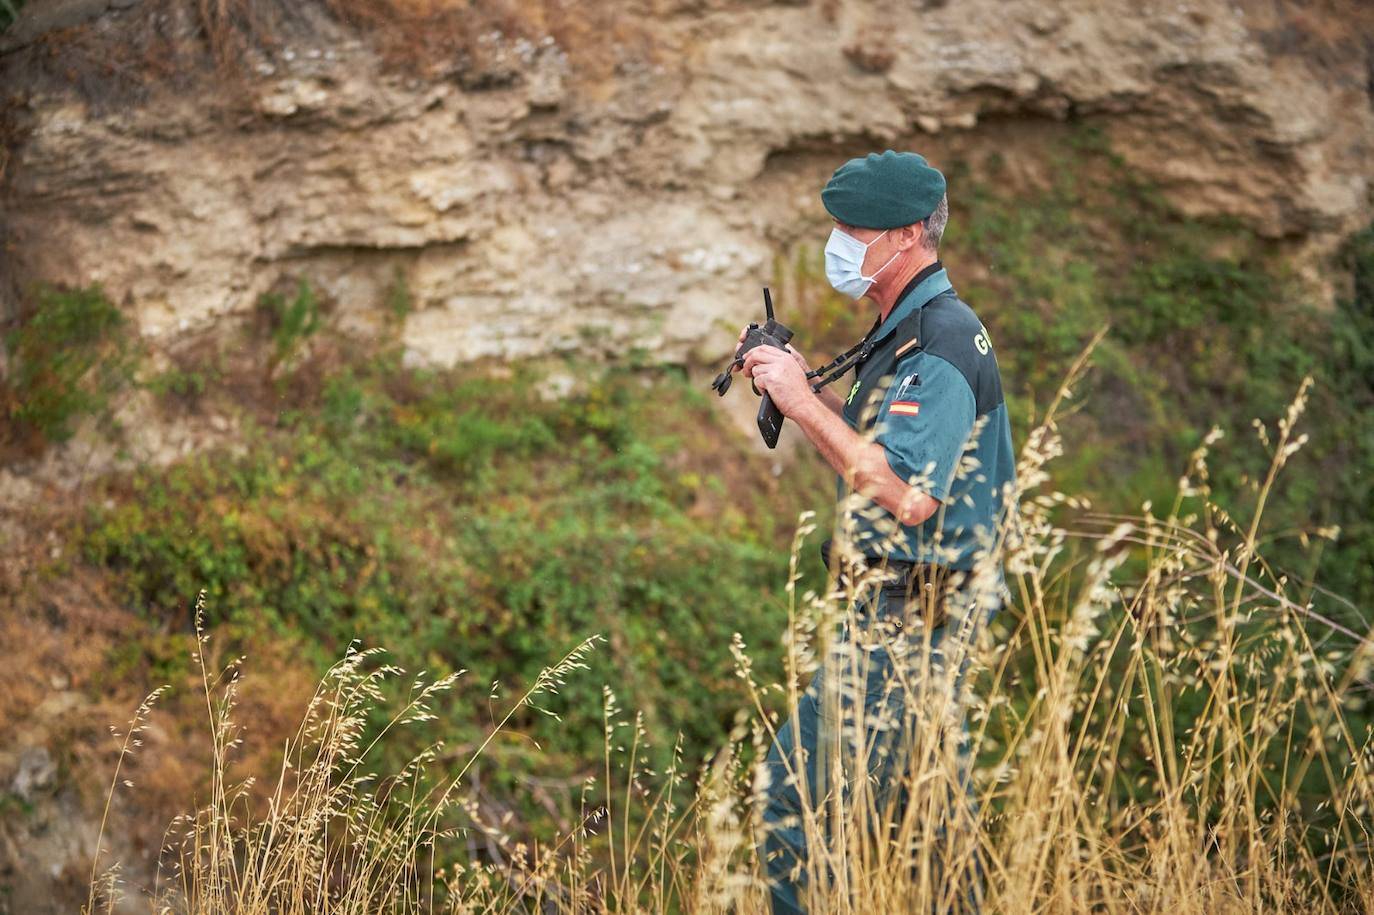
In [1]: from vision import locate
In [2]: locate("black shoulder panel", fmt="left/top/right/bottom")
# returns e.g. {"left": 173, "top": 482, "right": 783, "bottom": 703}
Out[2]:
{"left": 899, "top": 291, "right": 1005, "bottom": 416}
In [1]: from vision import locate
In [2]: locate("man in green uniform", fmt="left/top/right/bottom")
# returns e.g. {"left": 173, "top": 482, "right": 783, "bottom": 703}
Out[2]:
{"left": 739, "top": 150, "right": 1017, "bottom": 913}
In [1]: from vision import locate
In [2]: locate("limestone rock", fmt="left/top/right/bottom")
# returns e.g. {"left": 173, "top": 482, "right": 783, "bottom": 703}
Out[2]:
{"left": 0, "top": 0, "right": 1369, "bottom": 371}
{"left": 11, "top": 747, "right": 55, "bottom": 802}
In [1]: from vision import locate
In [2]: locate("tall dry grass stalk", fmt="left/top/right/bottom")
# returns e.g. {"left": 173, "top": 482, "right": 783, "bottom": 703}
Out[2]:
{"left": 87, "top": 332, "right": 1373, "bottom": 913}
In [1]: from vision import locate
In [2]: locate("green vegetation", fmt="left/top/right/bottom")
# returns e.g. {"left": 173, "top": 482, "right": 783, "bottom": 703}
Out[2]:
{"left": 78, "top": 342, "right": 835, "bottom": 815}
{"left": 142, "top": 362, "right": 222, "bottom": 405}
{"left": 258, "top": 277, "right": 322, "bottom": 376}
{"left": 383, "top": 264, "right": 413, "bottom": 322}
{"left": 1, "top": 282, "right": 138, "bottom": 450}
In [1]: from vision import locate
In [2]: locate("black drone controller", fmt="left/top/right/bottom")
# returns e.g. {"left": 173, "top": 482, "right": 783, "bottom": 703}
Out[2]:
{"left": 710, "top": 288, "right": 795, "bottom": 449}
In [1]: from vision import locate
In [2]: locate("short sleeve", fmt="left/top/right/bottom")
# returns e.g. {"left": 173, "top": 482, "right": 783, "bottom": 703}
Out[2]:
{"left": 873, "top": 351, "right": 976, "bottom": 502}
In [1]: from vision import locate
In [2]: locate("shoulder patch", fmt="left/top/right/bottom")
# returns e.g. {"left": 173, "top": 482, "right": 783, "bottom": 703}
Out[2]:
{"left": 882, "top": 305, "right": 927, "bottom": 357}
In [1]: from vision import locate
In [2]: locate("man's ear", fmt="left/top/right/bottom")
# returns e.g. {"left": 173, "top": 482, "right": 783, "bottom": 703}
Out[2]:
{"left": 894, "top": 222, "right": 923, "bottom": 251}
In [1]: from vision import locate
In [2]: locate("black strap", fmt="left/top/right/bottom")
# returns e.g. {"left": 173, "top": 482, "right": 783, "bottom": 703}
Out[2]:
{"left": 805, "top": 260, "right": 944, "bottom": 393}
{"left": 806, "top": 315, "right": 882, "bottom": 392}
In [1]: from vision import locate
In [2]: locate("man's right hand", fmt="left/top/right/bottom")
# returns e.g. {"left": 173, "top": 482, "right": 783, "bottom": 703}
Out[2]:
{"left": 737, "top": 326, "right": 811, "bottom": 379}
{"left": 735, "top": 326, "right": 845, "bottom": 416}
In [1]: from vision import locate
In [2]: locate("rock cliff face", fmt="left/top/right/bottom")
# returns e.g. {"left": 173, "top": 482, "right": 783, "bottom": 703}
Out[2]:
{"left": 1, "top": 0, "right": 1370, "bottom": 371}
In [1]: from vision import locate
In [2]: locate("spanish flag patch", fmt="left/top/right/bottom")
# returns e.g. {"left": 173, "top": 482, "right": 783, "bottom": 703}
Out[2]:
{"left": 889, "top": 400, "right": 920, "bottom": 416}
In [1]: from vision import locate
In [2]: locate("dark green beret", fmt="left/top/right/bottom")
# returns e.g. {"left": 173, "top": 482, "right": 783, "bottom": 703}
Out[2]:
{"left": 821, "top": 150, "right": 946, "bottom": 229}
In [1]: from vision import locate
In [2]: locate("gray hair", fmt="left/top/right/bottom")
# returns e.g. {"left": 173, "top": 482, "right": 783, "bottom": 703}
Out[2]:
{"left": 921, "top": 194, "right": 948, "bottom": 252}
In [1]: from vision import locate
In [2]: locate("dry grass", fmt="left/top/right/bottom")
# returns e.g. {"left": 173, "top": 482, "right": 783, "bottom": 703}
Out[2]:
{"left": 3, "top": 0, "right": 657, "bottom": 119}
{"left": 191, "top": 0, "right": 648, "bottom": 85}
{"left": 317, "top": 0, "right": 656, "bottom": 83}
{"left": 85, "top": 332, "right": 1374, "bottom": 913}
{"left": 1242, "top": 0, "right": 1374, "bottom": 73}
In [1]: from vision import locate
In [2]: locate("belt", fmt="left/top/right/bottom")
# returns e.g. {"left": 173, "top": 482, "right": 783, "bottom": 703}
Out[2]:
{"left": 819, "top": 538, "right": 970, "bottom": 628}
{"left": 818, "top": 538, "right": 972, "bottom": 588}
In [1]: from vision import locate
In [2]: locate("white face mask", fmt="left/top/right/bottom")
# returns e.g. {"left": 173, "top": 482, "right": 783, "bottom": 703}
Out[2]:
{"left": 824, "top": 227, "right": 900, "bottom": 299}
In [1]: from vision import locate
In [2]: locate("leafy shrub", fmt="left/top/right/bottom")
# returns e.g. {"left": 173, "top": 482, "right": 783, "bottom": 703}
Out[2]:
{"left": 1113, "top": 247, "right": 1270, "bottom": 343}
{"left": 1, "top": 283, "right": 137, "bottom": 448}
{"left": 80, "top": 359, "right": 824, "bottom": 783}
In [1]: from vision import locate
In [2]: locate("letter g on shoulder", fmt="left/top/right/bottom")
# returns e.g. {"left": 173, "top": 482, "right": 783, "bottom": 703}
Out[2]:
{"left": 973, "top": 324, "right": 992, "bottom": 356}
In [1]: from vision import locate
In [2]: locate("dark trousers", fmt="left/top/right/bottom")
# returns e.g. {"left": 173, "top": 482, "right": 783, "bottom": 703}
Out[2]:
{"left": 758, "top": 578, "right": 995, "bottom": 914}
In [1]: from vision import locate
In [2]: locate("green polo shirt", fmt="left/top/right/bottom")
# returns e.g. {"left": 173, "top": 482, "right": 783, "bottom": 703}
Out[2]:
{"left": 834, "top": 262, "right": 1018, "bottom": 577}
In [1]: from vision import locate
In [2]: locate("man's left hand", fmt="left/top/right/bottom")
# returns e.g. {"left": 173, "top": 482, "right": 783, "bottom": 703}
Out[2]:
{"left": 742, "top": 344, "right": 816, "bottom": 419}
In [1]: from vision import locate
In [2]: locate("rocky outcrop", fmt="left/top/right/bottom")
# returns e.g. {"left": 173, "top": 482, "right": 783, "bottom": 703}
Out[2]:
{"left": 1, "top": 0, "right": 1370, "bottom": 368}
